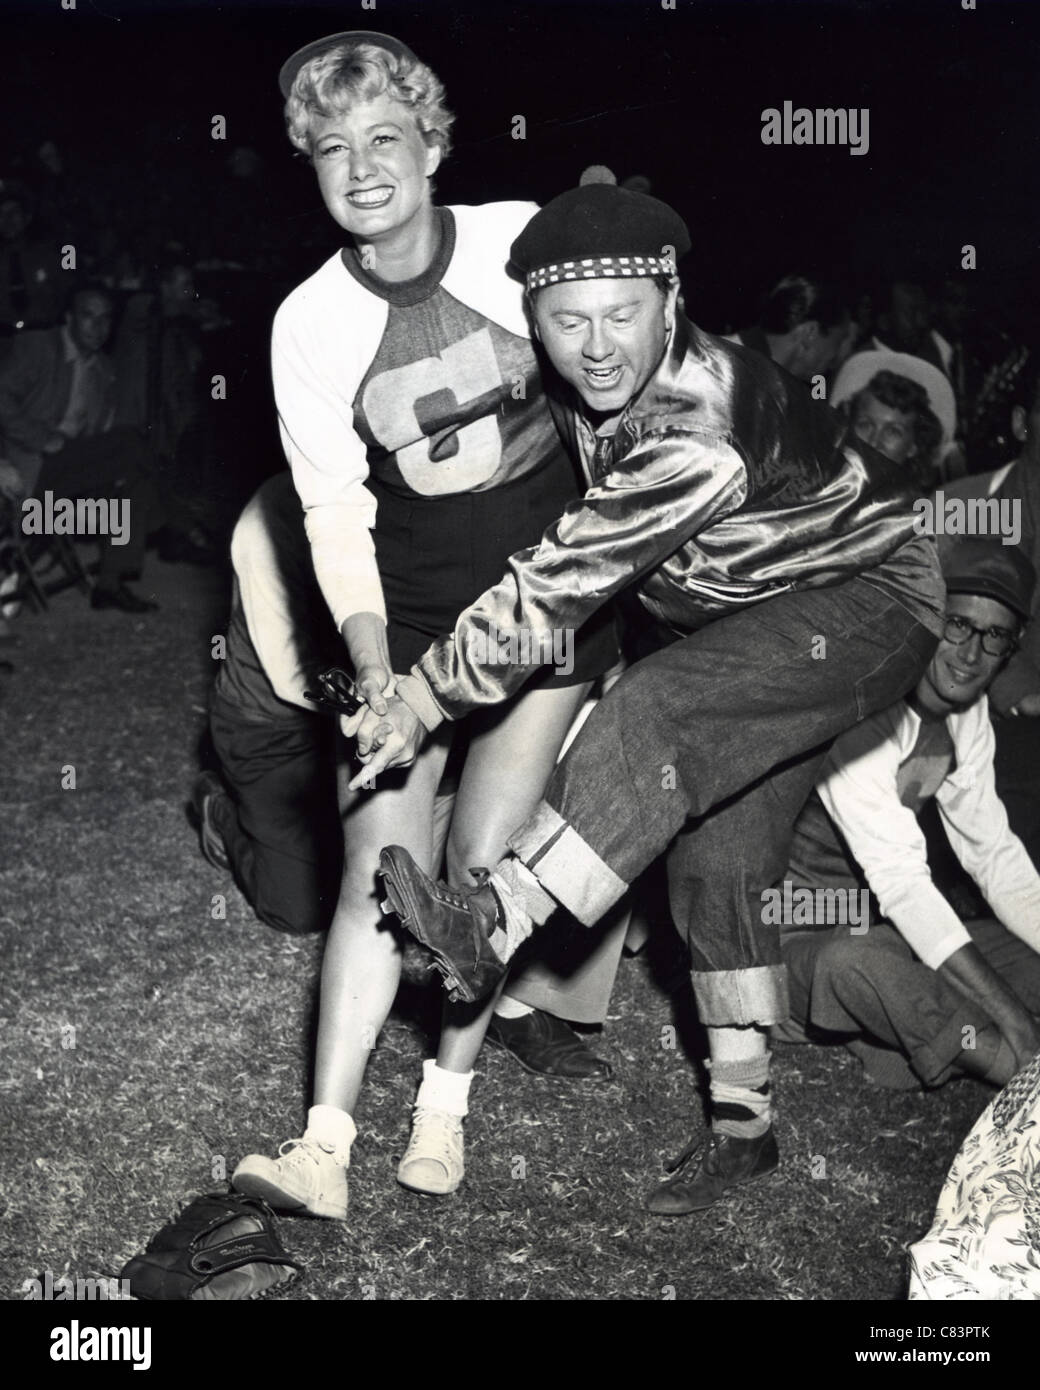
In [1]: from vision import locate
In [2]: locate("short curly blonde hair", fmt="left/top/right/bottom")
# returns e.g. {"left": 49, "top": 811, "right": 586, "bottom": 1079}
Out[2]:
{"left": 285, "top": 41, "right": 455, "bottom": 158}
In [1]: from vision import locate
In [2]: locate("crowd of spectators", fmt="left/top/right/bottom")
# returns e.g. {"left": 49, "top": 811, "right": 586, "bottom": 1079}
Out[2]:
{"left": 0, "top": 131, "right": 1032, "bottom": 644}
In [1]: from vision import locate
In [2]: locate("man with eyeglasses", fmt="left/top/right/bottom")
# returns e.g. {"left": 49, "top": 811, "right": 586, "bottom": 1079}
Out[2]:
{"left": 775, "top": 538, "right": 1040, "bottom": 1090}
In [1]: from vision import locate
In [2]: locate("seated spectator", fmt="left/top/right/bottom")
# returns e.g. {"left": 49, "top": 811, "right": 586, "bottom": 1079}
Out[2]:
{"left": 725, "top": 272, "right": 854, "bottom": 382}
{"left": 831, "top": 353, "right": 950, "bottom": 490}
{"left": 872, "top": 280, "right": 948, "bottom": 375}
{"left": 775, "top": 539, "right": 1040, "bottom": 1090}
{"left": 939, "top": 353, "right": 1040, "bottom": 866}
{"left": 112, "top": 254, "right": 221, "bottom": 560}
{"left": 0, "top": 180, "right": 64, "bottom": 337}
{"left": 114, "top": 255, "right": 203, "bottom": 460}
{"left": 0, "top": 281, "right": 162, "bottom": 611}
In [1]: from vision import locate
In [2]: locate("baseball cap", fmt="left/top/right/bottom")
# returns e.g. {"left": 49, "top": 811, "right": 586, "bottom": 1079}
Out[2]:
{"left": 943, "top": 539, "right": 1036, "bottom": 623}
{"left": 279, "top": 31, "right": 418, "bottom": 99}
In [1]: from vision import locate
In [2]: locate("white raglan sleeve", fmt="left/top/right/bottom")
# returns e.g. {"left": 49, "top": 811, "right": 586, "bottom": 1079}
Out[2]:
{"left": 814, "top": 713, "right": 972, "bottom": 969}
{"left": 271, "top": 293, "right": 387, "bottom": 630}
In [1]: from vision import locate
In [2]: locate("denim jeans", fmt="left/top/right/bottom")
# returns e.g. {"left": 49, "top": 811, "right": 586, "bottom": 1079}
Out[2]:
{"left": 509, "top": 571, "right": 939, "bottom": 1026}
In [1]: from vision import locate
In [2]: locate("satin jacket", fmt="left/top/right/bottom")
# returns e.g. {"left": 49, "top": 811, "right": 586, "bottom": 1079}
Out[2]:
{"left": 412, "top": 312, "right": 938, "bottom": 723}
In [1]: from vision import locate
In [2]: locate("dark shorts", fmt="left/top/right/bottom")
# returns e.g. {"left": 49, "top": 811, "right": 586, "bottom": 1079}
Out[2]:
{"left": 370, "top": 463, "right": 618, "bottom": 684}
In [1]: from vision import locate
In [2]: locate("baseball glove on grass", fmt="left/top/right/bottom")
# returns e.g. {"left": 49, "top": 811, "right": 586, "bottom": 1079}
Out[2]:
{"left": 121, "top": 1189, "right": 302, "bottom": 1300}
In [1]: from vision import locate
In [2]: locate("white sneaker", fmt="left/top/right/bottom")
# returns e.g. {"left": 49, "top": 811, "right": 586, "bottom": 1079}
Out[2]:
{"left": 232, "top": 1138, "right": 348, "bottom": 1220}
{"left": 397, "top": 1107, "right": 465, "bottom": 1195}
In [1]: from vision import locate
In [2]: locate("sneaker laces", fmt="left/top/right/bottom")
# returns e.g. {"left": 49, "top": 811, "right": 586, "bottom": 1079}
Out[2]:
{"left": 277, "top": 1137, "right": 335, "bottom": 1170}
{"left": 407, "top": 1107, "right": 462, "bottom": 1169}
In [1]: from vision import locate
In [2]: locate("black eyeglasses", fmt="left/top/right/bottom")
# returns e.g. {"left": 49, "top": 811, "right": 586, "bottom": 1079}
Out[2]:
{"left": 942, "top": 614, "right": 1018, "bottom": 658}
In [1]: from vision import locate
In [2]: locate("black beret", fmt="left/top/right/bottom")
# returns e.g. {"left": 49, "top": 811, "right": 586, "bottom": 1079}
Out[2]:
{"left": 279, "top": 30, "right": 419, "bottom": 100}
{"left": 510, "top": 184, "right": 691, "bottom": 292}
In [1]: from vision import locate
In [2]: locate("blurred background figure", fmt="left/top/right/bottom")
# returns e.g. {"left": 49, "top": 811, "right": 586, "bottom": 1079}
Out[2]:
{"left": 725, "top": 272, "right": 854, "bottom": 383}
{"left": 871, "top": 280, "right": 946, "bottom": 372}
{"left": 0, "top": 180, "right": 63, "bottom": 339}
{"left": 0, "top": 281, "right": 159, "bottom": 611}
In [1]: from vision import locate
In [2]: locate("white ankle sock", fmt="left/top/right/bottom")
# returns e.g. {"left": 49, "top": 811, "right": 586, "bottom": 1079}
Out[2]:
{"left": 493, "top": 994, "right": 535, "bottom": 1020}
{"left": 415, "top": 1058, "right": 473, "bottom": 1118}
{"left": 304, "top": 1104, "right": 357, "bottom": 1164}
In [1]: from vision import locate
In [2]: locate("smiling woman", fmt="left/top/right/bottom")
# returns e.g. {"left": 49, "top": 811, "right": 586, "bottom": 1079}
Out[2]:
{"left": 284, "top": 39, "right": 453, "bottom": 282}
{"left": 229, "top": 29, "right": 619, "bottom": 1228}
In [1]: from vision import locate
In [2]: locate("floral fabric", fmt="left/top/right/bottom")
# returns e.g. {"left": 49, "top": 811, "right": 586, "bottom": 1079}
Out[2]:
{"left": 909, "top": 1053, "right": 1040, "bottom": 1299}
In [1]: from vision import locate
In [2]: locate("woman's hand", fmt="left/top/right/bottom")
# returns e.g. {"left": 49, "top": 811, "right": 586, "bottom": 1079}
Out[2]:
{"left": 347, "top": 695, "right": 426, "bottom": 790}
{"left": 338, "top": 612, "right": 395, "bottom": 737}
{"left": 339, "top": 664, "right": 396, "bottom": 739}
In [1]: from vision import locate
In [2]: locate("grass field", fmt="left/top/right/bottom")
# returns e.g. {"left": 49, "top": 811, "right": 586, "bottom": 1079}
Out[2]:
{"left": 0, "top": 557, "right": 992, "bottom": 1302}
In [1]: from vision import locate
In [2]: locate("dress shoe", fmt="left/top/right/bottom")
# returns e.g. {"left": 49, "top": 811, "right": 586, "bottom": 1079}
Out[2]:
{"left": 377, "top": 845, "right": 510, "bottom": 1004}
{"left": 191, "top": 771, "right": 232, "bottom": 872}
{"left": 647, "top": 1126, "right": 779, "bottom": 1215}
{"left": 91, "top": 583, "right": 158, "bottom": 613}
{"left": 487, "top": 1008, "right": 612, "bottom": 1079}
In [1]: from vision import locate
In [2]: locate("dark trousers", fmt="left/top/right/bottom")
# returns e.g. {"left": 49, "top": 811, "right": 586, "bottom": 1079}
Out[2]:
{"left": 993, "top": 713, "right": 1040, "bottom": 870}
{"left": 209, "top": 693, "right": 342, "bottom": 935}
{"left": 510, "top": 574, "right": 938, "bottom": 1025}
{"left": 780, "top": 918, "right": 1040, "bottom": 1088}
{"left": 33, "top": 428, "right": 159, "bottom": 588}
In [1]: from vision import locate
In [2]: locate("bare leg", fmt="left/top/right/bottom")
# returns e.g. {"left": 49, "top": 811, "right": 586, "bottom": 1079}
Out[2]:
{"left": 313, "top": 730, "right": 452, "bottom": 1115}
{"left": 434, "top": 682, "right": 592, "bottom": 1074}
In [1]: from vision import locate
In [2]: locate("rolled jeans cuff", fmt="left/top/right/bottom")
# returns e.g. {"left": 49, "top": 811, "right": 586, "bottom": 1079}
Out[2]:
{"left": 508, "top": 801, "right": 629, "bottom": 928}
{"left": 690, "top": 965, "right": 791, "bottom": 1027}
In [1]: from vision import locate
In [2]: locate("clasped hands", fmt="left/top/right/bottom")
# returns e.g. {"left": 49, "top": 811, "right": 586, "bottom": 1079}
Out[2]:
{"left": 340, "top": 662, "right": 427, "bottom": 791}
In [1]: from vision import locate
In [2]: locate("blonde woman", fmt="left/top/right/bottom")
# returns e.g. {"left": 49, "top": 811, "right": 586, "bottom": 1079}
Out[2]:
{"left": 232, "top": 31, "right": 614, "bottom": 1219}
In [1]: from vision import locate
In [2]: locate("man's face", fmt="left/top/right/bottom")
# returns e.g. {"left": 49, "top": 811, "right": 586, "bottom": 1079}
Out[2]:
{"left": 310, "top": 94, "right": 441, "bottom": 243}
{"left": 889, "top": 283, "right": 928, "bottom": 350}
{"left": 67, "top": 293, "right": 113, "bottom": 355}
{"left": 850, "top": 388, "right": 917, "bottom": 465}
{"left": 791, "top": 317, "right": 852, "bottom": 382}
{"left": 533, "top": 278, "right": 676, "bottom": 422}
{"left": 916, "top": 592, "right": 1017, "bottom": 714}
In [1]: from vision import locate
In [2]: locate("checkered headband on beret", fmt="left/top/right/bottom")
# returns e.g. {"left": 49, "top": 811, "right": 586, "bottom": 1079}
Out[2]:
{"left": 511, "top": 184, "right": 691, "bottom": 292}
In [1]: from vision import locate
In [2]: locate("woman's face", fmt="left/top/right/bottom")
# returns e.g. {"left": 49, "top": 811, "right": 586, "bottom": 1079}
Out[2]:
{"left": 310, "top": 92, "right": 441, "bottom": 244}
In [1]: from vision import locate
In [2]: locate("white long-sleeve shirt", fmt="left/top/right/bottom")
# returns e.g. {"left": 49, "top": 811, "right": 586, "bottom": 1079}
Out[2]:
{"left": 810, "top": 696, "right": 1040, "bottom": 969}
{"left": 271, "top": 201, "right": 545, "bottom": 634}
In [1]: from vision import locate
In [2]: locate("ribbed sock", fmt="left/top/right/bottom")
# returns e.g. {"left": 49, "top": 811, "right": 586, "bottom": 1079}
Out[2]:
{"left": 709, "top": 1054, "right": 772, "bottom": 1140}
{"left": 488, "top": 857, "right": 556, "bottom": 961}
{"left": 415, "top": 1059, "right": 473, "bottom": 1118}
{"left": 303, "top": 1104, "right": 357, "bottom": 1165}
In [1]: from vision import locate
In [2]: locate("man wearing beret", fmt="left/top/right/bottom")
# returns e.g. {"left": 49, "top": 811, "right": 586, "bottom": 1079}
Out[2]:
{"left": 357, "top": 182, "right": 947, "bottom": 1213}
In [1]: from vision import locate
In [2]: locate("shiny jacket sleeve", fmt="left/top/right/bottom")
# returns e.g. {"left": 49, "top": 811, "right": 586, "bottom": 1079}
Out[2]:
{"left": 412, "top": 426, "right": 748, "bottom": 721}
